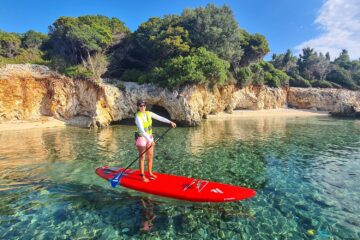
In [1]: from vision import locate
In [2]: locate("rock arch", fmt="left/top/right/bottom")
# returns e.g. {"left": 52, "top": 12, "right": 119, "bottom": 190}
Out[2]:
{"left": 148, "top": 104, "right": 171, "bottom": 126}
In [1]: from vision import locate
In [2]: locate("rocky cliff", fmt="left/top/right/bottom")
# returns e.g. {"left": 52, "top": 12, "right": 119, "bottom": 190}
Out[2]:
{"left": 0, "top": 64, "right": 359, "bottom": 127}
{"left": 288, "top": 87, "right": 360, "bottom": 117}
{"left": 0, "top": 64, "right": 112, "bottom": 127}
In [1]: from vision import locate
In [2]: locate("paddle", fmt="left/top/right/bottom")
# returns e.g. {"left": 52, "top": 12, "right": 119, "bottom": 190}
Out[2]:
{"left": 110, "top": 127, "right": 172, "bottom": 188}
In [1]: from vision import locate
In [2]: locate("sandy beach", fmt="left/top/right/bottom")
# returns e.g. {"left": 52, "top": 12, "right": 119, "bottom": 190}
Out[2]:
{"left": 207, "top": 108, "right": 329, "bottom": 119}
{"left": 0, "top": 117, "right": 66, "bottom": 132}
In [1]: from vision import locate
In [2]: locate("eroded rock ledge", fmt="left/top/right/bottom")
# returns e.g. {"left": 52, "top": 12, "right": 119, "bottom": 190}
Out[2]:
{"left": 287, "top": 87, "right": 360, "bottom": 118}
{"left": 0, "top": 64, "right": 359, "bottom": 127}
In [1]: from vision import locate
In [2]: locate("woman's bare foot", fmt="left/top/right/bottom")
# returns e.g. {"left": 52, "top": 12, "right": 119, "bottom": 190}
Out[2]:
{"left": 142, "top": 176, "right": 150, "bottom": 182}
{"left": 149, "top": 173, "right": 157, "bottom": 180}
{"left": 140, "top": 174, "right": 150, "bottom": 182}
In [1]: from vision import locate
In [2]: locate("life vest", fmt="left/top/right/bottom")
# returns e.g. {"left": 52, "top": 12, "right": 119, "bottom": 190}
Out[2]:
{"left": 136, "top": 111, "right": 152, "bottom": 136}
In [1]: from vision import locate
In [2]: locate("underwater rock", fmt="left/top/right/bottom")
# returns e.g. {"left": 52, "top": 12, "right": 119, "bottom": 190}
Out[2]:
{"left": 53, "top": 209, "right": 67, "bottom": 223}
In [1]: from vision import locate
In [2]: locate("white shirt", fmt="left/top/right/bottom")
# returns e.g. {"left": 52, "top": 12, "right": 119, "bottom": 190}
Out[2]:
{"left": 135, "top": 111, "right": 171, "bottom": 142}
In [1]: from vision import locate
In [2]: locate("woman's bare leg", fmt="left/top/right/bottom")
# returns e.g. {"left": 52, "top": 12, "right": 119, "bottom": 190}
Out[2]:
{"left": 137, "top": 146, "right": 149, "bottom": 182}
{"left": 147, "top": 145, "right": 157, "bottom": 179}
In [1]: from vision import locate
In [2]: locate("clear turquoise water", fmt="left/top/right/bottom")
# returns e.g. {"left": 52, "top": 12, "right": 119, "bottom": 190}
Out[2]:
{"left": 0, "top": 116, "right": 359, "bottom": 239}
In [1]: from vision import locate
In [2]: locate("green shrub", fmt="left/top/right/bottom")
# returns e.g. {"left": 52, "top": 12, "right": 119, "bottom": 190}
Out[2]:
{"left": 138, "top": 73, "right": 150, "bottom": 84}
{"left": 46, "top": 57, "right": 68, "bottom": 72}
{"left": 64, "top": 65, "right": 94, "bottom": 79}
{"left": 236, "top": 67, "right": 252, "bottom": 86}
{"left": 250, "top": 64, "right": 264, "bottom": 86}
{"left": 326, "top": 66, "right": 358, "bottom": 90}
{"left": 311, "top": 80, "right": 334, "bottom": 88}
{"left": 21, "top": 30, "right": 48, "bottom": 49}
{"left": 149, "top": 47, "right": 230, "bottom": 88}
{"left": 289, "top": 74, "right": 312, "bottom": 87}
{"left": 152, "top": 55, "right": 206, "bottom": 87}
{"left": 116, "top": 82, "right": 126, "bottom": 91}
{"left": 264, "top": 72, "right": 280, "bottom": 87}
{"left": 352, "top": 71, "right": 360, "bottom": 86}
{"left": 46, "top": 16, "right": 130, "bottom": 65}
{"left": 260, "top": 61, "right": 289, "bottom": 87}
{"left": 328, "top": 82, "right": 343, "bottom": 88}
{"left": 237, "top": 63, "right": 285, "bottom": 87}
{"left": 121, "top": 69, "right": 144, "bottom": 82}
{"left": 260, "top": 61, "right": 273, "bottom": 72}
{"left": 0, "top": 31, "right": 21, "bottom": 58}
{"left": 0, "top": 49, "right": 48, "bottom": 66}
{"left": 274, "top": 69, "right": 289, "bottom": 87}
{"left": 196, "top": 47, "right": 230, "bottom": 86}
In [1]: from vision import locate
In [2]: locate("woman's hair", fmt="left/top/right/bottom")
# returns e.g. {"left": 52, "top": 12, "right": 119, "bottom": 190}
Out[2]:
{"left": 137, "top": 99, "right": 146, "bottom": 107}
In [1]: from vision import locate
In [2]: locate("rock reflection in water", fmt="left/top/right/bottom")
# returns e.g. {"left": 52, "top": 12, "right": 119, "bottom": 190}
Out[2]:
{"left": 187, "top": 116, "right": 289, "bottom": 155}
{"left": 96, "top": 127, "right": 120, "bottom": 157}
{"left": 0, "top": 128, "right": 76, "bottom": 167}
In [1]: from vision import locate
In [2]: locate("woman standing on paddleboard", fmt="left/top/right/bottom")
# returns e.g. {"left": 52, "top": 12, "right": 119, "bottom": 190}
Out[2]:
{"left": 135, "top": 99, "right": 176, "bottom": 182}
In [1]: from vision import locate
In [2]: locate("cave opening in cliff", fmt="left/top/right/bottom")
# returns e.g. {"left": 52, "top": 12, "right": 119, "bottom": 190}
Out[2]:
{"left": 114, "top": 104, "right": 171, "bottom": 127}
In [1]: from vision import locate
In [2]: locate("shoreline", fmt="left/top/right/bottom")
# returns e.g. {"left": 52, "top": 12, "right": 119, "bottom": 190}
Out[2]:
{"left": 0, "top": 117, "right": 66, "bottom": 132}
{"left": 207, "top": 108, "right": 329, "bottom": 119}
{"left": 0, "top": 109, "right": 330, "bottom": 132}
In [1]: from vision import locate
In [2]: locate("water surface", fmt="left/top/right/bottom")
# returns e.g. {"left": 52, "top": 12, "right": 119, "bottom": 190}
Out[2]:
{"left": 0, "top": 116, "right": 359, "bottom": 239}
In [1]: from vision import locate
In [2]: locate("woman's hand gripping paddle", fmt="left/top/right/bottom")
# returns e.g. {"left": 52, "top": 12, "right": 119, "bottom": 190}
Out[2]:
{"left": 110, "top": 127, "right": 172, "bottom": 188}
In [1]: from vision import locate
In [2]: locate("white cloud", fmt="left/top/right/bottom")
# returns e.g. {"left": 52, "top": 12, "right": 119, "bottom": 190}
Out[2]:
{"left": 295, "top": 0, "right": 360, "bottom": 60}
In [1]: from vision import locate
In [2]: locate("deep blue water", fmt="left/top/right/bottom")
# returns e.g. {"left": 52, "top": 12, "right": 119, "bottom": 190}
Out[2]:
{"left": 0, "top": 116, "right": 359, "bottom": 239}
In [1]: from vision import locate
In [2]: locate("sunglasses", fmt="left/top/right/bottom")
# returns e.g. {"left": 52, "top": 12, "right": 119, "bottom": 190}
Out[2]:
{"left": 139, "top": 104, "right": 146, "bottom": 107}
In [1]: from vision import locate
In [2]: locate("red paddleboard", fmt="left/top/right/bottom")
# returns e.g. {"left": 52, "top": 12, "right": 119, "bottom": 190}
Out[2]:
{"left": 95, "top": 166, "right": 256, "bottom": 202}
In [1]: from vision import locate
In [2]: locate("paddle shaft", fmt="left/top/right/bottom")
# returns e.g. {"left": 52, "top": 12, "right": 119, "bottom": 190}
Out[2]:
{"left": 111, "top": 127, "right": 172, "bottom": 187}
{"left": 123, "top": 127, "right": 172, "bottom": 172}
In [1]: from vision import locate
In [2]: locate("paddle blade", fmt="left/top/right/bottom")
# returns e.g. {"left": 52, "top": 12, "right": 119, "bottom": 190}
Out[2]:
{"left": 110, "top": 178, "right": 119, "bottom": 188}
{"left": 110, "top": 173, "right": 120, "bottom": 188}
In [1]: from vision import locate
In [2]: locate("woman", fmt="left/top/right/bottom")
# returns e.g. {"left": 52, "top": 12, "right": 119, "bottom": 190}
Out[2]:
{"left": 135, "top": 99, "right": 176, "bottom": 182}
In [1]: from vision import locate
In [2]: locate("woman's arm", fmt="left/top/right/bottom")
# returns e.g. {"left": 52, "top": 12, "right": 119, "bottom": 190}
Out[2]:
{"left": 150, "top": 112, "right": 171, "bottom": 123}
{"left": 150, "top": 112, "right": 176, "bottom": 128}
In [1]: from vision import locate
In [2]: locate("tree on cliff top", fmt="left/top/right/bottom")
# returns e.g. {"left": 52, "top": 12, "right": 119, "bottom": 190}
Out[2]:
{"left": 0, "top": 31, "right": 21, "bottom": 58}
{"left": 238, "top": 31, "right": 269, "bottom": 67}
{"left": 181, "top": 4, "right": 244, "bottom": 63}
{"left": 127, "top": 15, "right": 191, "bottom": 70}
{"left": 111, "top": 4, "right": 269, "bottom": 88}
{"left": 21, "top": 30, "right": 48, "bottom": 49}
{"left": 149, "top": 47, "right": 230, "bottom": 88}
{"left": 45, "top": 15, "right": 130, "bottom": 65}
{"left": 121, "top": 4, "right": 246, "bottom": 72}
{"left": 181, "top": 4, "right": 270, "bottom": 80}
{"left": 271, "top": 49, "right": 297, "bottom": 73}
{"left": 271, "top": 48, "right": 360, "bottom": 90}
{"left": 0, "top": 30, "right": 48, "bottom": 66}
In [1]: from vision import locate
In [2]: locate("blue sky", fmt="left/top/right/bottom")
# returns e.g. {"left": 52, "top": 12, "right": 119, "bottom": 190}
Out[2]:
{"left": 1, "top": 0, "right": 360, "bottom": 59}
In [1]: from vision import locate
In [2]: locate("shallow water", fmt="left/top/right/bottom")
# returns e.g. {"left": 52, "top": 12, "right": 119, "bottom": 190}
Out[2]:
{"left": 0, "top": 116, "right": 360, "bottom": 239}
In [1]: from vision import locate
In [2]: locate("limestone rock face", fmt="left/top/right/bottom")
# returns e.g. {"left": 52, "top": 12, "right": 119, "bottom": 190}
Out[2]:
{"left": 174, "top": 84, "right": 287, "bottom": 124}
{"left": 288, "top": 87, "right": 360, "bottom": 117}
{"left": 232, "top": 85, "right": 287, "bottom": 110}
{"left": 0, "top": 64, "right": 110, "bottom": 127}
{"left": 0, "top": 65, "right": 288, "bottom": 126}
{"left": 0, "top": 67, "right": 48, "bottom": 120}
{"left": 1, "top": 64, "right": 359, "bottom": 127}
